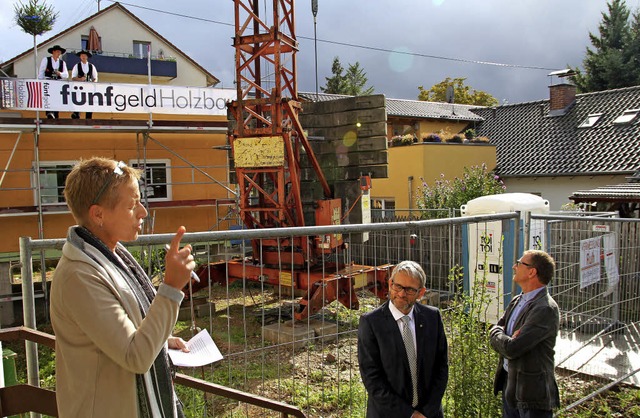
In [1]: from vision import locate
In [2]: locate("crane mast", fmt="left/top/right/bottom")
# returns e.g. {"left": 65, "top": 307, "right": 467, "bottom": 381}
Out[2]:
{"left": 190, "top": 0, "right": 389, "bottom": 320}
{"left": 229, "top": 0, "right": 335, "bottom": 267}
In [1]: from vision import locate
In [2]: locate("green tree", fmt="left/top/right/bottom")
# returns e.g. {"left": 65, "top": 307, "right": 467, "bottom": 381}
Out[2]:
{"left": 343, "top": 62, "right": 374, "bottom": 96}
{"left": 14, "top": 0, "right": 58, "bottom": 77}
{"left": 321, "top": 57, "right": 374, "bottom": 96}
{"left": 626, "top": 9, "right": 640, "bottom": 85}
{"left": 416, "top": 164, "right": 505, "bottom": 219}
{"left": 322, "top": 57, "right": 347, "bottom": 94}
{"left": 418, "top": 77, "right": 498, "bottom": 106}
{"left": 571, "top": 0, "right": 638, "bottom": 92}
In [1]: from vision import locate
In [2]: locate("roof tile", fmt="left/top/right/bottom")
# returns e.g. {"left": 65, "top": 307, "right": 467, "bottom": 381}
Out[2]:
{"left": 472, "top": 85, "right": 640, "bottom": 177}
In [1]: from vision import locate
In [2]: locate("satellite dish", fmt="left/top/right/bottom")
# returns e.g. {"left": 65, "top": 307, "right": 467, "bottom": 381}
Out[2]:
{"left": 446, "top": 86, "right": 454, "bottom": 104}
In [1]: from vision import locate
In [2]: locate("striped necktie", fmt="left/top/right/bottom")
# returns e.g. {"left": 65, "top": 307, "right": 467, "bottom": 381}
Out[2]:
{"left": 401, "top": 315, "right": 418, "bottom": 407}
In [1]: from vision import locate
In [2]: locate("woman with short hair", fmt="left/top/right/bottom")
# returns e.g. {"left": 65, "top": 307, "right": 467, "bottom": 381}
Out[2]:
{"left": 51, "top": 157, "right": 195, "bottom": 417}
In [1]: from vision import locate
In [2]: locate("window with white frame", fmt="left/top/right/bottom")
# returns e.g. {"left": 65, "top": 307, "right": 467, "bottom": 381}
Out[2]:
{"left": 132, "top": 41, "right": 150, "bottom": 58}
{"left": 372, "top": 198, "right": 395, "bottom": 219}
{"left": 35, "top": 162, "right": 74, "bottom": 204}
{"left": 130, "top": 159, "right": 171, "bottom": 201}
{"left": 578, "top": 113, "right": 603, "bottom": 128}
{"left": 613, "top": 109, "right": 640, "bottom": 125}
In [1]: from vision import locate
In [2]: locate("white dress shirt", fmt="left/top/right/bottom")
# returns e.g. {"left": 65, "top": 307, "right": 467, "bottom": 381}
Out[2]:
{"left": 72, "top": 62, "right": 98, "bottom": 82}
{"left": 38, "top": 56, "right": 69, "bottom": 80}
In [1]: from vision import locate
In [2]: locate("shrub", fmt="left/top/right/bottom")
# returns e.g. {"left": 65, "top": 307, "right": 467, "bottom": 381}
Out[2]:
{"left": 560, "top": 202, "right": 584, "bottom": 212}
{"left": 470, "top": 136, "right": 491, "bottom": 143}
{"left": 464, "top": 128, "right": 476, "bottom": 139}
{"left": 391, "top": 134, "right": 414, "bottom": 146}
{"left": 416, "top": 164, "right": 506, "bottom": 219}
{"left": 445, "top": 135, "right": 464, "bottom": 143}
{"left": 443, "top": 259, "right": 502, "bottom": 417}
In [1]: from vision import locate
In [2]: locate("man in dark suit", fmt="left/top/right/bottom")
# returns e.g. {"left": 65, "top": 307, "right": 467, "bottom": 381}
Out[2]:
{"left": 358, "top": 260, "right": 449, "bottom": 418}
{"left": 490, "top": 250, "right": 560, "bottom": 418}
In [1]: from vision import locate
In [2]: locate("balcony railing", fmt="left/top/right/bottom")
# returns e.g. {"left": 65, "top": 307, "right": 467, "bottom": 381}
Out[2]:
{"left": 65, "top": 50, "right": 177, "bottom": 79}
{"left": 0, "top": 326, "right": 306, "bottom": 417}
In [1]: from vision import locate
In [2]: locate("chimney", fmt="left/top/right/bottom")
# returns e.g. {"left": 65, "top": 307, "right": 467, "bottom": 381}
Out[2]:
{"left": 549, "top": 83, "right": 576, "bottom": 111}
{"left": 547, "top": 69, "right": 577, "bottom": 111}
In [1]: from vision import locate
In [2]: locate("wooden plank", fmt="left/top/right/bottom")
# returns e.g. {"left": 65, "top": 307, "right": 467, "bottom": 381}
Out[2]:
{"left": 301, "top": 94, "right": 386, "bottom": 114}
{"left": 300, "top": 108, "right": 386, "bottom": 129}
{"left": 311, "top": 136, "right": 388, "bottom": 154}
{"left": 317, "top": 150, "right": 387, "bottom": 167}
{"left": 305, "top": 121, "right": 387, "bottom": 140}
{"left": 301, "top": 165, "right": 388, "bottom": 182}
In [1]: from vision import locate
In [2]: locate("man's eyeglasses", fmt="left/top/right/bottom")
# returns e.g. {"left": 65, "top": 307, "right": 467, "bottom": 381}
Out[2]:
{"left": 390, "top": 280, "right": 420, "bottom": 296}
{"left": 91, "top": 161, "right": 126, "bottom": 205}
{"left": 516, "top": 259, "right": 534, "bottom": 268}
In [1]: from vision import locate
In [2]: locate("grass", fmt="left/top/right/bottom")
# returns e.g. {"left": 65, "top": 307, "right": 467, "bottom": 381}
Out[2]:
{"left": 6, "top": 282, "right": 639, "bottom": 417}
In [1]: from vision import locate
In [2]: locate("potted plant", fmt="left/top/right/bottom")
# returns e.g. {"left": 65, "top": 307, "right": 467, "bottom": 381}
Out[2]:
{"left": 422, "top": 133, "right": 442, "bottom": 143}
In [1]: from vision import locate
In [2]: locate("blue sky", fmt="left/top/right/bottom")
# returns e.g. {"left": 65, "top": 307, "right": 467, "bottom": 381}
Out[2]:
{"left": 1, "top": 0, "right": 638, "bottom": 103}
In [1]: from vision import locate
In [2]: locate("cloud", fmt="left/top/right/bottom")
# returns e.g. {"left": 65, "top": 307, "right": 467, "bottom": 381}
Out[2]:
{"left": 0, "top": 0, "right": 612, "bottom": 104}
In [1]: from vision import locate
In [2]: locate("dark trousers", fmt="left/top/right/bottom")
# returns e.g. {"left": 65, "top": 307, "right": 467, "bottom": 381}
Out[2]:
{"left": 71, "top": 112, "right": 92, "bottom": 119}
{"left": 502, "top": 378, "right": 552, "bottom": 418}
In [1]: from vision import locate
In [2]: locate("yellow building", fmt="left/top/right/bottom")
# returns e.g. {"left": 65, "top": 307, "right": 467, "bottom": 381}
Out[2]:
{"left": 0, "top": 3, "right": 233, "bottom": 259}
{"left": 373, "top": 142, "right": 497, "bottom": 214}
{"left": 380, "top": 98, "right": 497, "bottom": 215}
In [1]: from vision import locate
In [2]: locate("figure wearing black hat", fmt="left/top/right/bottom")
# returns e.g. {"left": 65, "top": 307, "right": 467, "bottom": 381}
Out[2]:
{"left": 38, "top": 45, "right": 69, "bottom": 119}
{"left": 71, "top": 50, "right": 99, "bottom": 119}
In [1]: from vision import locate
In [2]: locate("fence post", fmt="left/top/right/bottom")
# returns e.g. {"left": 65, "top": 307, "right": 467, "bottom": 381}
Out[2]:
{"left": 523, "top": 211, "right": 531, "bottom": 251}
{"left": 514, "top": 211, "right": 522, "bottom": 256}
{"left": 19, "top": 236, "right": 40, "bottom": 391}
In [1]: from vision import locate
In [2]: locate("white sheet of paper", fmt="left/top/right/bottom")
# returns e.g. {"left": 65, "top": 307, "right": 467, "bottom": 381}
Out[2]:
{"left": 168, "top": 329, "right": 223, "bottom": 367}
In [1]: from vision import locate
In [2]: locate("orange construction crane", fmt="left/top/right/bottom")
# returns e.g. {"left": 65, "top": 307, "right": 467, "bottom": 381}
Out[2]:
{"left": 193, "top": 0, "right": 388, "bottom": 320}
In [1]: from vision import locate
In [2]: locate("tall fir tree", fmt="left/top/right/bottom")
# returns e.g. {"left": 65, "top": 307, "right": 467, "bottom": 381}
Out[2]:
{"left": 572, "top": 0, "right": 638, "bottom": 92}
{"left": 343, "top": 62, "right": 374, "bottom": 96}
{"left": 626, "top": 9, "right": 640, "bottom": 85}
{"left": 321, "top": 57, "right": 347, "bottom": 94}
{"left": 321, "top": 57, "right": 374, "bottom": 96}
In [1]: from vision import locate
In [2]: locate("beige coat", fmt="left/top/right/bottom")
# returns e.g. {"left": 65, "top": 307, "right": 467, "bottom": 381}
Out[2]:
{"left": 50, "top": 237, "right": 183, "bottom": 417}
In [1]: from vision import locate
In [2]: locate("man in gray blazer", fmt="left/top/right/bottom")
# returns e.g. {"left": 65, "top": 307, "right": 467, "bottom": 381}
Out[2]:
{"left": 490, "top": 250, "right": 560, "bottom": 418}
{"left": 358, "top": 261, "right": 449, "bottom": 418}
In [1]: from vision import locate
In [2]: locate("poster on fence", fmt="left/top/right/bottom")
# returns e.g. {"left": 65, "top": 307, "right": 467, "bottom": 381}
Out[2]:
{"left": 529, "top": 219, "right": 546, "bottom": 251}
{"left": 602, "top": 233, "right": 619, "bottom": 291}
{"left": 580, "top": 236, "right": 601, "bottom": 289}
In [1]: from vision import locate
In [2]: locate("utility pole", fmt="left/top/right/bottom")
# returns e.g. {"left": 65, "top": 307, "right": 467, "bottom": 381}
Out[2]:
{"left": 312, "top": 0, "right": 318, "bottom": 98}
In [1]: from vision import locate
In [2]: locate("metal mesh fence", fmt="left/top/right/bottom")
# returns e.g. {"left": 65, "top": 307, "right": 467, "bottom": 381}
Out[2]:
{"left": 16, "top": 212, "right": 640, "bottom": 416}
{"left": 533, "top": 214, "right": 640, "bottom": 413}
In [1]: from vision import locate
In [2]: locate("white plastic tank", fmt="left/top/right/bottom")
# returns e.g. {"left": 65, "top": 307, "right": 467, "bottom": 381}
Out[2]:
{"left": 461, "top": 193, "right": 550, "bottom": 217}
{"left": 461, "top": 193, "right": 550, "bottom": 323}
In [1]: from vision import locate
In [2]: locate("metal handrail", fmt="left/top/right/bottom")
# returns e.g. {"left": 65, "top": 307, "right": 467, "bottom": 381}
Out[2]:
{"left": 0, "top": 327, "right": 57, "bottom": 416}
{"left": 174, "top": 374, "right": 306, "bottom": 417}
{"left": 0, "top": 327, "right": 307, "bottom": 418}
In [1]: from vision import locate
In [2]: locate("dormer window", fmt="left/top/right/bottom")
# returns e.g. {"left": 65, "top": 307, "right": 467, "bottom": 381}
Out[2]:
{"left": 613, "top": 109, "right": 640, "bottom": 125}
{"left": 578, "top": 113, "right": 603, "bottom": 128}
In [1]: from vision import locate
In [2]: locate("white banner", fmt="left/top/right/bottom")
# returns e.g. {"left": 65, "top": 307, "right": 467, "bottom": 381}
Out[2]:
{"left": 602, "top": 233, "right": 620, "bottom": 290}
{"left": 1, "top": 78, "right": 235, "bottom": 116}
{"left": 580, "top": 236, "right": 601, "bottom": 289}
